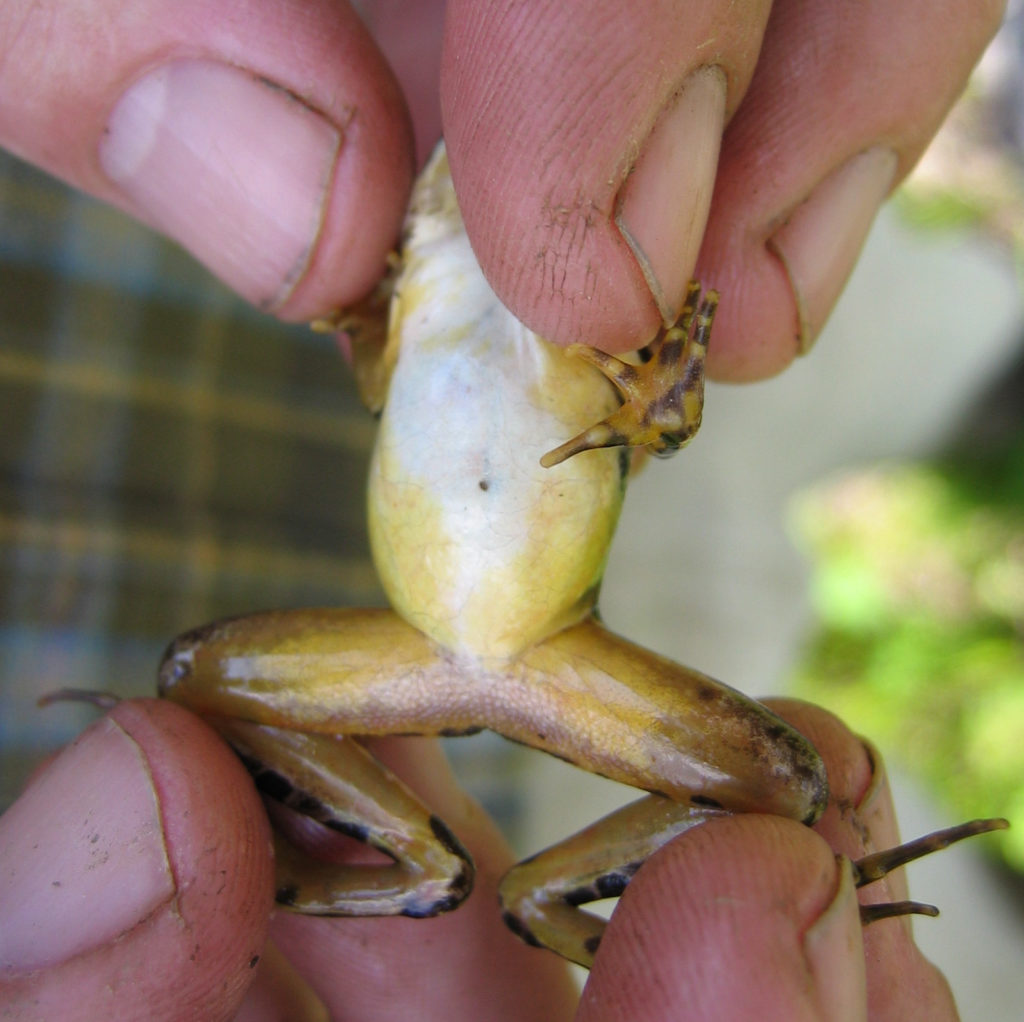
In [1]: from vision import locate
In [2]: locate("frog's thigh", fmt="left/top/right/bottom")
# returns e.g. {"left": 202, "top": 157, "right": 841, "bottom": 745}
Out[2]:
{"left": 159, "top": 607, "right": 481, "bottom": 735}
{"left": 500, "top": 618, "right": 827, "bottom": 823}
{"left": 498, "top": 795, "right": 722, "bottom": 967}
{"left": 219, "top": 718, "right": 474, "bottom": 917}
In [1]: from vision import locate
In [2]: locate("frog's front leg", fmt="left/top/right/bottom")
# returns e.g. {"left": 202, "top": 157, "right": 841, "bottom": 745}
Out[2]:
{"left": 541, "top": 281, "right": 717, "bottom": 467}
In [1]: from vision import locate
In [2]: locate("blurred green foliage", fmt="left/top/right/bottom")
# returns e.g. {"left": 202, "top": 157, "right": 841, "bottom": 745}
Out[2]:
{"left": 789, "top": 437, "right": 1024, "bottom": 872}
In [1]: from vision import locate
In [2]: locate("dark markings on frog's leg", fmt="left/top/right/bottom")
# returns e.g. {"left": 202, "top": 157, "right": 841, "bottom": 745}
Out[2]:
{"left": 324, "top": 818, "right": 371, "bottom": 843}
{"left": 690, "top": 794, "right": 724, "bottom": 810}
{"left": 240, "top": 753, "right": 375, "bottom": 847}
{"left": 237, "top": 756, "right": 293, "bottom": 802}
{"left": 429, "top": 814, "right": 471, "bottom": 861}
{"left": 405, "top": 860, "right": 475, "bottom": 917}
{"left": 617, "top": 447, "right": 631, "bottom": 487}
{"left": 596, "top": 871, "right": 632, "bottom": 899}
{"left": 245, "top": 759, "right": 327, "bottom": 819}
{"left": 502, "top": 911, "right": 543, "bottom": 948}
{"left": 564, "top": 864, "right": 641, "bottom": 907}
{"left": 276, "top": 883, "right": 300, "bottom": 906}
{"left": 564, "top": 886, "right": 595, "bottom": 907}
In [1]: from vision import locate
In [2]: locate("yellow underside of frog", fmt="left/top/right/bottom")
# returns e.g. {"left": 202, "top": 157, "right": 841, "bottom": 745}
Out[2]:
{"left": 157, "top": 145, "right": 1003, "bottom": 968}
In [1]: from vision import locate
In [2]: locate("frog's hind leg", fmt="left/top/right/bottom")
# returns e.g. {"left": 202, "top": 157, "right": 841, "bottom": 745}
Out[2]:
{"left": 499, "top": 794, "right": 724, "bottom": 967}
{"left": 217, "top": 718, "right": 474, "bottom": 918}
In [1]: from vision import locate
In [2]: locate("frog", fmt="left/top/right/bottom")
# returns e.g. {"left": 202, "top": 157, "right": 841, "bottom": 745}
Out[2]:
{"left": 152, "top": 144, "right": 1007, "bottom": 968}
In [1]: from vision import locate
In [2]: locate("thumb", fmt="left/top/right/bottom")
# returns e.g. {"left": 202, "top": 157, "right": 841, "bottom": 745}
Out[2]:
{"left": 0, "top": 0, "right": 413, "bottom": 319}
{"left": 578, "top": 814, "right": 868, "bottom": 1022}
{"left": 0, "top": 700, "right": 274, "bottom": 1021}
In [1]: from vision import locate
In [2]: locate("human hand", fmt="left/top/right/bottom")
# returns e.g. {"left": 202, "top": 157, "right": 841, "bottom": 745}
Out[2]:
{"left": 0, "top": 0, "right": 1004, "bottom": 380}
{"left": 1, "top": 699, "right": 963, "bottom": 1020}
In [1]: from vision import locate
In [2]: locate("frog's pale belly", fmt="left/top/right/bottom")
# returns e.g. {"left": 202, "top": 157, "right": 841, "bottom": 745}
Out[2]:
{"left": 368, "top": 183, "right": 624, "bottom": 660}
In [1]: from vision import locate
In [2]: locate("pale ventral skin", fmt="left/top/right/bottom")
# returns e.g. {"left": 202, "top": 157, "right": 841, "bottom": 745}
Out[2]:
{"left": 155, "top": 146, "right": 1004, "bottom": 968}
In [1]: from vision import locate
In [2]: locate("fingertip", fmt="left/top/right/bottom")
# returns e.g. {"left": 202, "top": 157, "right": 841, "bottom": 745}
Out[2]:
{"left": 1, "top": 0, "right": 414, "bottom": 322}
{"left": 0, "top": 700, "right": 274, "bottom": 1020}
{"left": 442, "top": 0, "right": 771, "bottom": 353}
{"left": 697, "top": 0, "right": 1002, "bottom": 381}
{"left": 109, "top": 699, "right": 275, "bottom": 917}
{"left": 763, "top": 700, "right": 961, "bottom": 1020}
{"left": 580, "top": 815, "right": 854, "bottom": 1021}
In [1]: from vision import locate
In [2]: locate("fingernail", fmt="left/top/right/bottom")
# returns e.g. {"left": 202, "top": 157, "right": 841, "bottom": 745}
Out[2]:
{"left": 803, "top": 859, "right": 868, "bottom": 1022}
{"left": 0, "top": 716, "right": 174, "bottom": 975}
{"left": 616, "top": 66, "right": 726, "bottom": 325}
{"left": 768, "top": 147, "right": 897, "bottom": 354}
{"left": 100, "top": 60, "right": 342, "bottom": 311}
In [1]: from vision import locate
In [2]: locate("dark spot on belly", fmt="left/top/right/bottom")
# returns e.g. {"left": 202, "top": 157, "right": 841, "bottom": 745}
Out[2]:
{"left": 478, "top": 479, "right": 490, "bottom": 491}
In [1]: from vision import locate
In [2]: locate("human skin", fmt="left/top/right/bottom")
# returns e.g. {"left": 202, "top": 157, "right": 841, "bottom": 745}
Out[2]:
{"left": 0, "top": 0, "right": 1004, "bottom": 374}
{"left": 0, "top": 700, "right": 961, "bottom": 1021}
{"left": 0, "top": 0, "right": 1006, "bottom": 1018}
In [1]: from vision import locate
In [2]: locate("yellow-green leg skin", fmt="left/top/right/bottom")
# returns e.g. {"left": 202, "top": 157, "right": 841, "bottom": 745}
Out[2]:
{"left": 218, "top": 718, "right": 474, "bottom": 918}
{"left": 499, "top": 794, "right": 724, "bottom": 968}
{"left": 161, "top": 610, "right": 828, "bottom": 825}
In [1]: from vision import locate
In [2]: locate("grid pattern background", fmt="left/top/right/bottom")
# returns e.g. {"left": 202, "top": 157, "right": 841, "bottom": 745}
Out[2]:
{"left": 0, "top": 149, "right": 389, "bottom": 803}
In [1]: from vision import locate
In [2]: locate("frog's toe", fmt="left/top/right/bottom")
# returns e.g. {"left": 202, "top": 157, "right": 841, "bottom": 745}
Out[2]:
{"left": 540, "top": 281, "right": 718, "bottom": 468}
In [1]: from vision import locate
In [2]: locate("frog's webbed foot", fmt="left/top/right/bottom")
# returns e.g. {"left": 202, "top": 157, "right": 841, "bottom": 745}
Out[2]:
{"left": 541, "top": 281, "right": 718, "bottom": 468}
{"left": 219, "top": 719, "right": 474, "bottom": 918}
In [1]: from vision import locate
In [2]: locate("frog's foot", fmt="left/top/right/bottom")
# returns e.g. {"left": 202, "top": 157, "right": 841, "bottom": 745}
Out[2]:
{"left": 498, "top": 794, "right": 724, "bottom": 968}
{"left": 853, "top": 817, "right": 1009, "bottom": 924}
{"left": 219, "top": 719, "right": 474, "bottom": 918}
{"left": 499, "top": 805, "right": 1008, "bottom": 968}
{"left": 541, "top": 281, "right": 718, "bottom": 468}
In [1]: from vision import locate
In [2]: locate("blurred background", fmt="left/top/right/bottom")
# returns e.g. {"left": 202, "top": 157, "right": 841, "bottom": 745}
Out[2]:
{"left": 3, "top": 12, "right": 1024, "bottom": 1019}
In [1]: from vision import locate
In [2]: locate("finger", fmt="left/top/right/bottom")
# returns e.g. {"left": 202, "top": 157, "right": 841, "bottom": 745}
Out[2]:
{"left": 578, "top": 814, "right": 869, "bottom": 1022}
{"left": 696, "top": 0, "right": 1004, "bottom": 379}
{"left": 766, "top": 699, "right": 959, "bottom": 1021}
{"left": 442, "top": 0, "right": 772, "bottom": 353}
{"left": 358, "top": 0, "right": 447, "bottom": 164}
{"left": 0, "top": 700, "right": 274, "bottom": 1021}
{"left": 268, "top": 737, "right": 579, "bottom": 1022}
{"left": 0, "top": 0, "right": 413, "bottom": 320}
